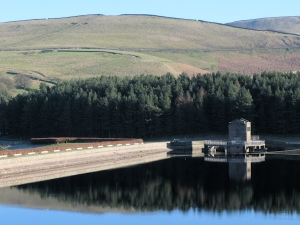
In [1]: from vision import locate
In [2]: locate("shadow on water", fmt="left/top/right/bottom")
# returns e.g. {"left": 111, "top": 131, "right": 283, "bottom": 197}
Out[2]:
{"left": 1, "top": 157, "right": 300, "bottom": 214}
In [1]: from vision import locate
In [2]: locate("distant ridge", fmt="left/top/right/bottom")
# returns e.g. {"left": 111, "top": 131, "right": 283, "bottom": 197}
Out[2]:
{"left": 2, "top": 13, "right": 227, "bottom": 27}
{"left": 1, "top": 14, "right": 104, "bottom": 24}
{"left": 227, "top": 16, "right": 300, "bottom": 35}
{"left": 120, "top": 14, "right": 198, "bottom": 21}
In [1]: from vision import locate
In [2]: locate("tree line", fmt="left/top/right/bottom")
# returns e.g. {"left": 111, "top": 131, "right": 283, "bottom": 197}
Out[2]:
{"left": 1, "top": 71, "right": 300, "bottom": 138}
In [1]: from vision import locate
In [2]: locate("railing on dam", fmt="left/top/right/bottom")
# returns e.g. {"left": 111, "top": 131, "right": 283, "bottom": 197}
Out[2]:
{"left": 227, "top": 140, "right": 265, "bottom": 146}
{"left": 204, "top": 140, "right": 265, "bottom": 146}
{"left": 204, "top": 140, "right": 227, "bottom": 146}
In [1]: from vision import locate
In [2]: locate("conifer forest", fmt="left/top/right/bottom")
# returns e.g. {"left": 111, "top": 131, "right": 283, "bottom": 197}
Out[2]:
{"left": 0, "top": 71, "right": 300, "bottom": 138}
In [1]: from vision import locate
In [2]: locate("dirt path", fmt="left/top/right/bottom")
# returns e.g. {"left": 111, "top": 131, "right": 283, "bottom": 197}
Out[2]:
{"left": 0, "top": 142, "right": 170, "bottom": 188}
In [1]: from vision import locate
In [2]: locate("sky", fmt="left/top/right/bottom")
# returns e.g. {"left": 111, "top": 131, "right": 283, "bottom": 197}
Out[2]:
{"left": 1, "top": 0, "right": 300, "bottom": 24}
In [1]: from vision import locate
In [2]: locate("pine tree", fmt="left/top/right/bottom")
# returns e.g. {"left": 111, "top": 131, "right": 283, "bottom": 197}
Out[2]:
{"left": 193, "top": 87, "right": 209, "bottom": 133}
{"left": 97, "top": 97, "right": 110, "bottom": 137}
{"left": 59, "top": 98, "right": 72, "bottom": 136}
{"left": 234, "top": 87, "right": 254, "bottom": 121}
{"left": 174, "top": 93, "right": 194, "bottom": 135}
{"left": 206, "top": 89, "right": 226, "bottom": 132}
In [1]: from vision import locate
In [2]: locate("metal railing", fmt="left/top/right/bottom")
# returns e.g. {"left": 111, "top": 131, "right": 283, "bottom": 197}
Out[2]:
{"left": 204, "top": 140, "right": 227, "bottom": 146}
{"left": 227, "top": 140, "right": 265, "bottom": 146}
{"left": 204, "top": 140, "right": 265, "bottom": 146}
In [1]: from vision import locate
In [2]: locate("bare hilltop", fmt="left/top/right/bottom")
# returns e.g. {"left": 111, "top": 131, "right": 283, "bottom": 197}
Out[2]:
{"left": 227, "top": 16, "right": 300, "bottom": 35}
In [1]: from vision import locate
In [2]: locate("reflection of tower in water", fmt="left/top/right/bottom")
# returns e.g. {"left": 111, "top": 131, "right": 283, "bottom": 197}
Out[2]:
{"left": 204, "top": 118, "right": 266, "bottom": 181}
{"left": 205, "top": 156, "right": 264, "bottom": 181}
{"left": 205, "top": 154, "right": 265, "bottom": 182}
{"left": 228, "top": 162, "right": 251, "bottom": 181}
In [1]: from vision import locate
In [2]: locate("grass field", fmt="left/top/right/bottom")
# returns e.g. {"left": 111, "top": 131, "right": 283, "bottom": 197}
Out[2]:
{"left": 0, "top": 50, "right": 176, "bottom": 80}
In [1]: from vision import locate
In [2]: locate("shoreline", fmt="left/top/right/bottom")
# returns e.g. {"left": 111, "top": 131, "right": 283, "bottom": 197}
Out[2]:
{"left": 2, "top": 136, "right": 300, "bottom": 188}
{"left": 0, "top": 141, "right": 170, "bottom": 188}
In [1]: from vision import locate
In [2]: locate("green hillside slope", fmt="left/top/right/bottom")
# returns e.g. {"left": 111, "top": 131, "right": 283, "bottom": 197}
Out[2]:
{"left": 2, "top": 14, "right": 300, "bottom": 50}
{"left": 1, "top": 14, "right": 300, "bottom": 93}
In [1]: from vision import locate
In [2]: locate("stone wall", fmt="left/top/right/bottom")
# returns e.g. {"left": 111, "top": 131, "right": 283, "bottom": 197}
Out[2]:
{"left": 228, "top": 119, "right": 251, "bottom": 141}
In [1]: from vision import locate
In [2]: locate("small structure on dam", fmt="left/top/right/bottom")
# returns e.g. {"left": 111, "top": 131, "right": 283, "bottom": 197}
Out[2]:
{"left": 167, "top": 119, "right": 264, "bottom": 156}
{"left": 204, "top": 118, "right": 265, "bottom": 155}
{"left": 204, "top": 119, "right": 266, "bottom": 181}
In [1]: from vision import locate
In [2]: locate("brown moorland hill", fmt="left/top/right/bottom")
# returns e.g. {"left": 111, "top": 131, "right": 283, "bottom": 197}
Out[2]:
{"left": 216, "top": 49, "right": 300, "bottom": 74}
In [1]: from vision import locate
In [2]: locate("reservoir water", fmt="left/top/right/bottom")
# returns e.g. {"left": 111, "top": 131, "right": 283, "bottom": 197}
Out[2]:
{"left": 0, "top": 157, "right": 300, "bottom": 224}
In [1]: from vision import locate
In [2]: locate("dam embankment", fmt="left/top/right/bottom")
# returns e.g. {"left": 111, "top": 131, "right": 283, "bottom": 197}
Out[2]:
{"left": 0, "top": 141, "right": 169, "bottom": 188}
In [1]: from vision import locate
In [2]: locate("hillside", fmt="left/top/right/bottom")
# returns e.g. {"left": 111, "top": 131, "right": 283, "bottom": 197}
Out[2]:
{"left": 2, "top": 14, "right": 299, "bottom": 50}
{"left": 1, "top": 14, "right": 300, "bottom": 94}
{"left": 226, "top": 16, "right": 300, "bottom": 35}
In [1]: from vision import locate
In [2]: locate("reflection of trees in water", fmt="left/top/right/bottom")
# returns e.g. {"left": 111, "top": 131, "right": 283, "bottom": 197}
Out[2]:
{"left": 252, "top": 160, "right": 300, "bottom": 213}
{"left": 16, "top": 158, "right": 300, "bottom": 213}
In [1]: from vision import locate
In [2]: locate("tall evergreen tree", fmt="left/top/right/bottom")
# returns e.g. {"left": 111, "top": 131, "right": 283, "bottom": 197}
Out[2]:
{"left": 193, "top": 87, "right": 209, "bottom": 133}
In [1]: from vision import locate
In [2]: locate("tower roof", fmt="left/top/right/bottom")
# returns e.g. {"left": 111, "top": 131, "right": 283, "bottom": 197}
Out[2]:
{"left": 229, "top": 118, "right": 249, "bottom": 124}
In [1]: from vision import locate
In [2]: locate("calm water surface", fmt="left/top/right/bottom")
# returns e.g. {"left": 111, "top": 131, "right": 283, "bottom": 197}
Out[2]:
{"left": 0, "top": 157, "right": 300, "bottom": 224}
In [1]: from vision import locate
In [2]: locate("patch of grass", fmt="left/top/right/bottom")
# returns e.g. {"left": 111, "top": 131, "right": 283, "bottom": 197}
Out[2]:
{"left": 10, "top": 88, "right": 26, "bottom": 97}
{"left": 147, "top": 51, "right": 218, "bottom": 72}
{"left": 0, "top": 50, "right": 173, "bottom": 81}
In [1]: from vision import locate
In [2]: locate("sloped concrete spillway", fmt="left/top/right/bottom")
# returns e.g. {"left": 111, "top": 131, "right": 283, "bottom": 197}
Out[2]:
{"left": 0, "top": 141, "right": 170, "bottom": 188}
